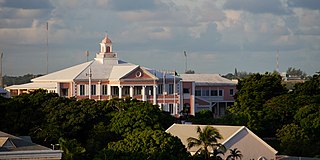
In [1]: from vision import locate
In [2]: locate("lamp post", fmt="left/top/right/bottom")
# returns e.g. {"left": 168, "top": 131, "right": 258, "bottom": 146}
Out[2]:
{"left": 51, "top": 143, "right": 60, "bottom": 150}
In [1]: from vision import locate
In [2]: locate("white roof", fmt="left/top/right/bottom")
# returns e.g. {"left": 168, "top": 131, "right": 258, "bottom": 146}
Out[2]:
{"left": 109, "top": 65, "right": 139, "bottom": 80}
{"left": 30, "top": 57, "right": 151, "bottom": 82}
{"left": 179, "top": 74, "right": 237, "bottom": 86}
{"left": 5, "top": 82, "right": 57, "bottom": 90}
{"left": 32, "top": 61, "right": 92, "bottom": 82}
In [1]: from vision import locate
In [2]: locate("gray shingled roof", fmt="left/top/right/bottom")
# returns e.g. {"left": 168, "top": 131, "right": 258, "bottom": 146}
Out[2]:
{"left": 0, "top": 131, "right": 50, "bottom": 152}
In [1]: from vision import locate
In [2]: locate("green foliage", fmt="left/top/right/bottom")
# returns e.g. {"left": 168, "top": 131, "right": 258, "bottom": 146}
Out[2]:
{"left": 59, "top": 137, "right": 86, "bottom": 160}
{"left": 262, "top": 94, "right": 314, "bottom": 136}
{"left": 3, "top": 74, "right": 43, "bottom": 86}
{"left": 187, "top": 126, "right": 225, "bottom": 160}
{"left": 229, "top": 72, "right": 287, "bottom": 133}
{"left": 109, "top": 102, "right": 174, "bottom": 137}
{"left": 293, "top": 72, "right": 320, "bottom": 96}
{"left": 276, "top": 124, "right": 309, "bottom": 156}
{"left": 1, "top": 89, "right": 58, "bottom": 135}
{"left": 286, "top": 67, "right": 307, "bottom": 79}
{"left": 192, "top": 110, "right": 216, "bottom": 124}
{"left": 105, "top": 129, "right": 190, "bottom": 160}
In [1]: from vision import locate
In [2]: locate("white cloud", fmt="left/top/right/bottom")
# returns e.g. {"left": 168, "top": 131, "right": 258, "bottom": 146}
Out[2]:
{"left": 0, "top": 0, "right": 319, "bottom": 76}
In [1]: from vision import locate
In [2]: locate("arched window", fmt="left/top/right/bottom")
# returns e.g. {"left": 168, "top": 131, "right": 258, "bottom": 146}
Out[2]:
{"left": 106, "top": 46, "right": 111, "bottom": 53}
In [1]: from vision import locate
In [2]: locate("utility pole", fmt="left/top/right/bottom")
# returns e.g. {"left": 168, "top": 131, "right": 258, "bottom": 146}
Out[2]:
{"left": 276, "top": 49, "right": 279, "bottom": 73}
{"left": 85, "top": 51, "right": 92, "bottom": 99}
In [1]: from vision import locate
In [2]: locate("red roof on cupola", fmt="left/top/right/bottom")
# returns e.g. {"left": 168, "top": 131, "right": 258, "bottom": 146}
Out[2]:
{"left": 101, "top": 35, "right": 112, "bottom": 44}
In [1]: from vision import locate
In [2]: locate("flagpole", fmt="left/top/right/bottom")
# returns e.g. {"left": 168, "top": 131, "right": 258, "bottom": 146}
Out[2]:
{"left": 184, "top": 51, "right": 187, "bottom": 73}
{"left": 173, "top": 70, "right": 176, "bottom": 115}
{"left": 163, "top": 70, "right": 166, "bottom": 110}
{"left": 0, "top": 51, "right": 3, "bottom": 88}
{"left": 46, "top": 22, "right": 49, "bottom": 74}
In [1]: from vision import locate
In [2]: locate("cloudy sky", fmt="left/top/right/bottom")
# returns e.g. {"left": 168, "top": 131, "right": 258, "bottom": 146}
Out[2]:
{"left": 0, "top": 0, "right": 319, "bottom": 76}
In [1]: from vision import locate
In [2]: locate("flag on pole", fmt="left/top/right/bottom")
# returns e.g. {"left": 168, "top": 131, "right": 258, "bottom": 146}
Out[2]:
{"left": 184, "top": 51, "right": 187, "bottom": 57}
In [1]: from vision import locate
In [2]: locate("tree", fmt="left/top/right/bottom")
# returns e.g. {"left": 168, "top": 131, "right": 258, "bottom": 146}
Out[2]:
{"left": 192, "top": 110, "right": 216, "bottom": 124}
{"left": 228, "top": 72, "right": 287, "bottom": 134}
{"left": 276, "top": 124, "right": 309, "bottom": 156}
{"left": 108, "top": 102, "right": 174, "bottom": 137}
{"left": 286, "top": 67, "right": 307, "bottom": 79}
{"left": 293, "top": 72, "right": 320, "bottom": 96}
{"left": 59, "top": 137, "right": 86, "bottom": 160}
{"left": 226, "top": 148, "right": 242, "bottom": 160}
{"left": 262, "top": 94, "right": 313, "bottom": 136}
{"left": 104, "top": 129, "right": 190, "bottom": 160}
{"left": 187, "top": 126, "right": 225, "bottom": 160}
{"left": 1, "top": 89, "right": 58, "bottom": 136}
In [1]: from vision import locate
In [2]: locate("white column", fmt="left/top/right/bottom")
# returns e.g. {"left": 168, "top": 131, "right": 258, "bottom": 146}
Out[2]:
{"left": 130, "top": 86, "right": 134, "bottom": 98}
{"left": 56, "top": 83, "right": 60, "bottom": 96}
{"left": 118, "top": 86, "right": 122, "bottom": 98}
{"left": 107, "top": 85, "right": 111, "bottom": 96}
{"left": 191, "top": 81, "right": 195, "bottom": 115}
{"left": 97, "top": 81, "right": 101, "bottom": 100}
{"left": 153, "top": 85, "right": 157, "bottom": 105}
{"left": 142, "top": 86, "right": 146, "bottom": 101}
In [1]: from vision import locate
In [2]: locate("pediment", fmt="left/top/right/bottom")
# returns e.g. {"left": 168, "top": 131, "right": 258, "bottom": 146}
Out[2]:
{"left": 121, "top": 67, "right": 157, "bottom": 80}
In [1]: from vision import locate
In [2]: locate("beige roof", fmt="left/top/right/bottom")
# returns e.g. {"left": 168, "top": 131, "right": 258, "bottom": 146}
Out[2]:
{"left": 166, "top": 124, "right": 242, "bottom": 152}
{"left": 166, "top": 124, "right": 277, "bottom": 155}
{"left": 179, "top": 74, "right": 237, "bottom": 86}
{"left": 5, "top": 82, "right": 57, "bottom": 90}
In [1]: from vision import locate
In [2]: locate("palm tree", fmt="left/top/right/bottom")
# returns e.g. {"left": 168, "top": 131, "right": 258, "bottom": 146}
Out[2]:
{"left": 226, "top": 148, "right": 243, "bottom": 160}
{"left": 59, "top": 137, "right": 86, "bottom": 160}
{"left": 187, "top": 126, "right": 225, "bottom": 160}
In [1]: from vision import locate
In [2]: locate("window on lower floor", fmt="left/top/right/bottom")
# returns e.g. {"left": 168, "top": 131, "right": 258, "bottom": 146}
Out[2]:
{"left": 111, "top": 86, "right": 119, "bottom": 96}
{"left": 211, "top": 90, "right": 218, "bottom": 96}
{"left": 202, "top": 90, "right": 209, "bottom": 96}
{"left": 169, "top": 104, "right": 174, "bottom": 114}
{"left": 122, "top": 86, "right": 130, "bottom": 96}
{"left": 102, "top": 85, "right": 108, "bottom": 95}
{"left": 134, "top": 86, "right": 142, "bottom": 95}
{"left": 183, "top": 88, "right": 189, "bottom": 93}
{"left": 195, "top": 90, "right": 201, "bottom": 96}
{"left": 219, "top": 90, "right": 223, "bottom": 96}
{"left": 168, "top": 84, "right": 174, "bottom": 94}
{"left": 230, "top": 89, "right": 234, "bottom": 96}
{"left": 157, "top": 84, "right": 163, "bottom": 94}
{"left": 91, "top": 85, "right": 96, "bottom": 95}
{"left": 79, "top": 85, "right": 85, "bottom": 96}
{"left": 61, "top": 88, "right": 68, "bottom": 97}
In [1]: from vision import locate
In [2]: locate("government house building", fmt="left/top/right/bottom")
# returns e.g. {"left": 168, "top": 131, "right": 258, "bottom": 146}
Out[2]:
{"left": 5, "top": 35, "right": 237, "bottom": 117}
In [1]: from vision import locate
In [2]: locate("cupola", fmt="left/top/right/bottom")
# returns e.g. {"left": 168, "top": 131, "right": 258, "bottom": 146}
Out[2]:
{"left": 100, "top": 33, "right": 112, "bottom": 53}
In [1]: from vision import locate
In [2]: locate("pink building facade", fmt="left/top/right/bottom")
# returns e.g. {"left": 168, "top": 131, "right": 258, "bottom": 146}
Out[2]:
{"left": 6, "top": 35, "right": 236, "bottom": 117}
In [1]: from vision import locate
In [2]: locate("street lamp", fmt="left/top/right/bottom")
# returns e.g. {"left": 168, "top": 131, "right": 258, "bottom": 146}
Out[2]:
{"left": 51, "top": 143, "right": 60, "bottom": 150}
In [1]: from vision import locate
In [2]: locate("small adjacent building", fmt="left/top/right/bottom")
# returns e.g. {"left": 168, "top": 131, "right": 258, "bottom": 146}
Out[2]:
{"left": 0, "top": 131, "right": 62, "bottom": 159}
{"left": 0, "top": 87, "right": 9, "bottom": 98}
{"left": 5, "top": 35, "right": 236, "bottom": 117}
{"left": 166, "top": 124, "right": 277, "bottom": 160}
{"left": 179, "top": 74, "right": 236, "bottom": 118}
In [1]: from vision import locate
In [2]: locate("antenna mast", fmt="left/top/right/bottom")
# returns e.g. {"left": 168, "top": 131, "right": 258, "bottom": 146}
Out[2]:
{"left": 276, "top": 49, "right": 279, "bottom": 73}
